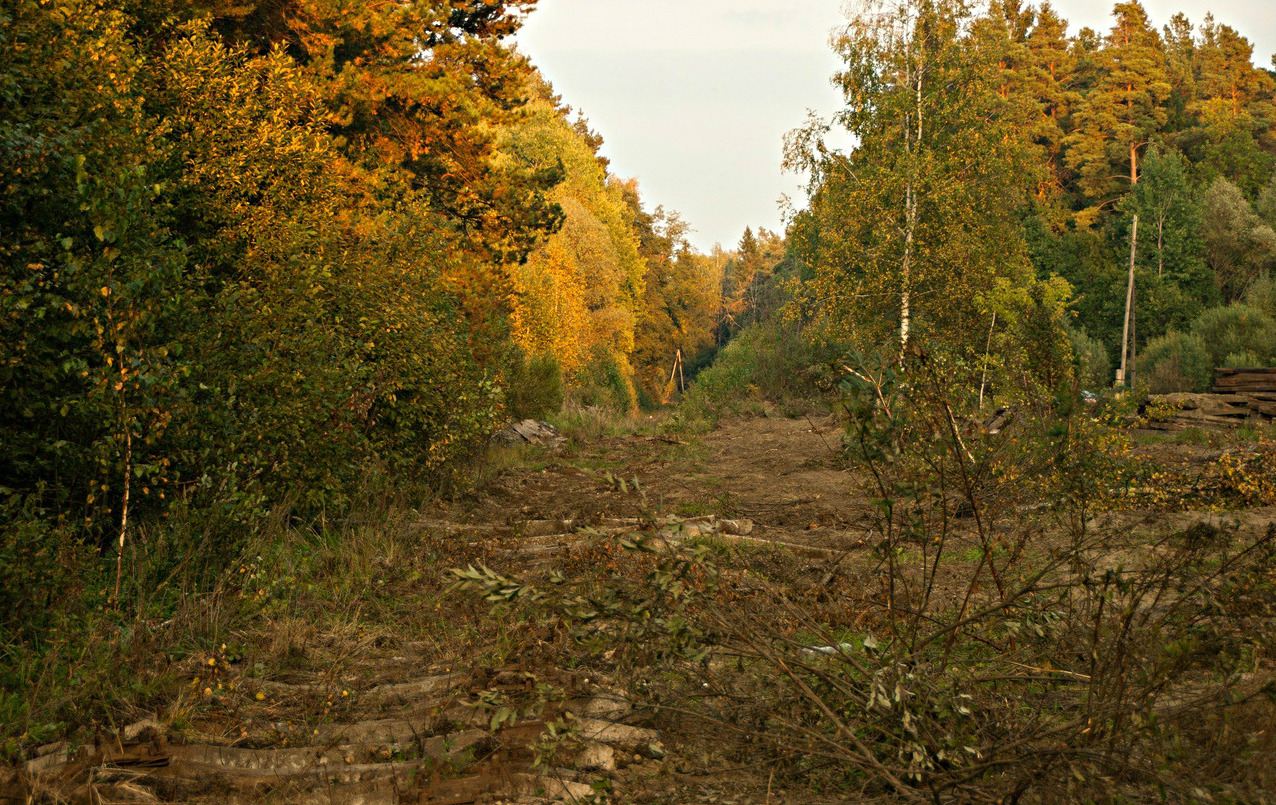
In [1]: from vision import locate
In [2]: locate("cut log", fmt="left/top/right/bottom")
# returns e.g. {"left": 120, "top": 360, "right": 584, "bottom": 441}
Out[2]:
{"left": 1147, "top": 391, "right": 1275, "bottom": 430}
{"left": 1155, "top": 393, "right": 1251, "bottom": 418}
{"left": 1214, "top": 368, "right": 1276, "bottom": 394}
{"left": 1249, "top": 399, "right": 1276, "bottom": 417}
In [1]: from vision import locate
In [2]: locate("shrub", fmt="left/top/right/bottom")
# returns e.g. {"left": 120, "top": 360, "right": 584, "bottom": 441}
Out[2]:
{"left": 1190, "top": 303, "right": 1276, "bottom": 367}
{"left": 503, "top": 350, "right": 563, "bottom": 420}
{"left": 1067, "top": 327, "right": 1111, "bottom": 389}
{"left": 1244, "top": 273, "right": 1276, "bottom": 320}
{"left": 569, "top": 350, "right": 637, "bottom": 415}
{"left": 1223, "top": 351, "right": 1264, "bottom": 368}
{"left": 679, "top": 320, "right": 836, "bottom": 421}
{"left": 1137, "top": 331, "right": 1213, "bottom": 393}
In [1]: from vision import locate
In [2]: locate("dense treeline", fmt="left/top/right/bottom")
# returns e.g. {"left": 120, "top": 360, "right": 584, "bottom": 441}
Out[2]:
{"left": 787, "top": 0, "right": 1276, "bottom": 393}
{"left": 2, "top": 0, "right": 540, "bottom": 633}
{"left": 0, "top": 0, "right": 734, "bottom": 654}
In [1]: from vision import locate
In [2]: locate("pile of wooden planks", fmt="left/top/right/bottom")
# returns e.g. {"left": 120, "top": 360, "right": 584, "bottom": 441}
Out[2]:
{"left": 1214, "top": 367, "right": 1276, "bottom": 394}
{"left": 1146, "top": 391, "right": 1276, "bottom": 430}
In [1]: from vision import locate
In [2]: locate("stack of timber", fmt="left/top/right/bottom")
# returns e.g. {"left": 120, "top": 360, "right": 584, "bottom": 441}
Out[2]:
{"left": 1145, "top": 390, "right": 1276, "bottom": 431}
{"left": 1214, "top": 367, "right": 1276, "bottom": 394}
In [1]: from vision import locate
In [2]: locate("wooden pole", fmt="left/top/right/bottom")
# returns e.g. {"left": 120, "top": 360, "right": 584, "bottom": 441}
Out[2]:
{"left": 1119, "top": 143, "right": 1141, "bottom": 387}
{"left": 1118, "top": 214, "right": 1138, "bottom": 386}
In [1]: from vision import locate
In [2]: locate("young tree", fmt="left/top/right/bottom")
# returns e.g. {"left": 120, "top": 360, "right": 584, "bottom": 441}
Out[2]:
{"left": 1202, "top": 178, "right": 1276, "bottom": 301}
{"left": 1126, "top": 148, "right": 1207, "bottom": 286}
{"left": 788, "top": 0, "right": 1046, "bottom": 366}
{"left": 1258, "top": 174, "right": 1276, "bottom": 230}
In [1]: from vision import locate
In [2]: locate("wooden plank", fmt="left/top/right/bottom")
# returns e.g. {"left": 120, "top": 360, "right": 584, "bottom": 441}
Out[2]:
{"left": 1249, "top": 400, "right": 1276, "bottom": 418}
{"left": 1216, "top": 384, "right": 1276, "bottom": 394}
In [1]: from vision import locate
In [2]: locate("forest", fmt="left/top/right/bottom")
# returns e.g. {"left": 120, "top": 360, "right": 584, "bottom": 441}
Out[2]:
{"left": 3, "top": 0, "right": 1276, "bottom": 803}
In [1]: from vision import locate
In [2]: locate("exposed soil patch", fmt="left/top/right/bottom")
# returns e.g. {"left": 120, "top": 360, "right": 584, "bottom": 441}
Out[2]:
{"left": 11, "top": 415, "right": 1276, "bottom": 805}
{"left": 449, "top": 414, "right": 870, "bottom": 554}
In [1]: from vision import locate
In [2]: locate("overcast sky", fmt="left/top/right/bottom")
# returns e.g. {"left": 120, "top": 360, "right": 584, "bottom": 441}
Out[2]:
{"left": 516, "top": 1, "right": 1276, "bottom": 252}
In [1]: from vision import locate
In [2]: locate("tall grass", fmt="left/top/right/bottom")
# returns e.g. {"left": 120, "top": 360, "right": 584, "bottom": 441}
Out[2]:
{"left": 0, "top": 468, "right": 468, "bottom": 759}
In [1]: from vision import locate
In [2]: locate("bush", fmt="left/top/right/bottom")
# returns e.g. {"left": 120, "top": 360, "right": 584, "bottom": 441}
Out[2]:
{"left": 1067, "top": 327, "right": 1111, "bottom": 389}
{"left": 569, "top": 350, "right": 637, "bottom": 415}
{"left": 1138, "top": 331, "right": 1213, "bottom": 393}
{"left": 1224, "top": 351, "right": 1264, "bottom": 368}
{"left": 680, "top": 320, "right": 837, "bottom": 419}
{"left": 503, "top": 350, "right": 563, "bottom": 420}
{"left": 1190, "top": 303, "right": 1276, "bottom": 367}
{"left": 1244, "top": 273, "right": 1276, "bottom": 320}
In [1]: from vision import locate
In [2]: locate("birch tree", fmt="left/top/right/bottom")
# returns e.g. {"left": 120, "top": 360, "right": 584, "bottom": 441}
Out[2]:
{"left": 787, "top": 0, "right": 1047, "bottom": 369}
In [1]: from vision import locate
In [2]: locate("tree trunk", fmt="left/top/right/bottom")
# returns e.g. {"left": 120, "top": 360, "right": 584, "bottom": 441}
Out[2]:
{"left": 900, "top": 185, "right": 914, "bottom": 357}
{"left": 1130, "top": 287, "right": 1137, "bottom": 388}
{"left": 979, "top": 311, "right": 997, "bottom": 408}
{"left": 1156, "top": 216, "right": 1165, "bottom": 277}
{"left": 899, "top": 31, "right": 923, "bottom": 360}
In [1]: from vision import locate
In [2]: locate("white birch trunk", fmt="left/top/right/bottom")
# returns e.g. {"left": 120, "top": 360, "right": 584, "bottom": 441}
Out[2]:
{"left": 899, "top": 22, "right": 922, "bottom": 359}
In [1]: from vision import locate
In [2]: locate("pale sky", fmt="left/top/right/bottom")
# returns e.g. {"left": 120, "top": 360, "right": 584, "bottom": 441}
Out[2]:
{"left": 516, "top": 1, "right": 1276, "bottom": 252}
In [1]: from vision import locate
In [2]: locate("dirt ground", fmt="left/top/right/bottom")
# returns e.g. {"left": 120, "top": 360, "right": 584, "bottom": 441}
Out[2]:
{"left": 8, "top": 414, "right": 872, "bottom": 805}
{"left": 9, "top": 413, "right": 1276, "bottom": 805}
{"left": 446, "top": 412, "right": 871, "bottom": 551}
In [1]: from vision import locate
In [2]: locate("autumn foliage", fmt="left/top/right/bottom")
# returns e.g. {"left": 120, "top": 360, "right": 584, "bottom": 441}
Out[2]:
{"left": 0, "top": 0, "right": 755, "bottom": 649}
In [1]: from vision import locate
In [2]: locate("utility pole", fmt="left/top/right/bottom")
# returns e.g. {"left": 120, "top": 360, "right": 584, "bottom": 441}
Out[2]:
{"left": 1117, "top": 214, "right": 1138, "bottom": 386}
{"left": 1118, "top": 143, "right": 1140, "bottom": 387}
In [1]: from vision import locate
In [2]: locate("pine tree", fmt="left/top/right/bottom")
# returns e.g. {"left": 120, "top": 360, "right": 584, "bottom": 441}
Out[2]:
{"left": 1064, "top": 1, "right": 1170, "bottom": 215}
{"left": 1183, "top": 18, "right": 1276, "bottom": 194}
{"left": 1023, "top": 3, "right": 1077, "bottom": 197}
{"left": 1063, "top": 2, "right": 1169, "bottom": 383}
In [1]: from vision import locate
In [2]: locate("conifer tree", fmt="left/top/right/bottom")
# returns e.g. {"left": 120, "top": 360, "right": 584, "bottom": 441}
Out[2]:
{"left": 1184, "top": 18, "right": 1276, "bottom": 194}
{"left": 1064, "top": 2, "right": 1169, "bottom": 383}
{"left": 1023, "top": 3, "right": 1077, "bottom": 197}
{"left": 1065, "top": 1, "right": 1170, "bottom": 214}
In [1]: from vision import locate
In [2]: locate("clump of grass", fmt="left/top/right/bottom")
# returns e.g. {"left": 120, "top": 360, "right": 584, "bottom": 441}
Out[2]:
{"left": 550, "top": 402, "right": 631, "bottom": 442}
{"left": 0, "top": 469, "right": 491, "bottom": 760}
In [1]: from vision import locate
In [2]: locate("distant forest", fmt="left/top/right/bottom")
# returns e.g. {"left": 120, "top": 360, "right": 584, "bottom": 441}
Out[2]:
{"left": 788, "top": 0, "right": 1276, "bottom": 395}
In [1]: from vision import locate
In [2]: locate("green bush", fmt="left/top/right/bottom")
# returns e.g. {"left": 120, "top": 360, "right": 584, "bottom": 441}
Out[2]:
{"left": 503, "top": 350, "right": 563, "bottom": 420}
{"left": 676, "top": 320, "right": 837, "bottom": 428}
{"left": 1223, "top": 351, "right": 1264, "bottom": 368}
{"left": 569, "top": 350, "right": 637, "bottom": 415}
{"left": 1244, "top": 273, "right": 1276, "bottom": 320}
{"left": 1067, "top": 328, "right": 1111, "bottom": 389}
{"left": 1190, "top": 304, "right": 1276, "bottom": 367}
{"left": 1137, "top": 331, "right": 1213, "bottom": 393}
